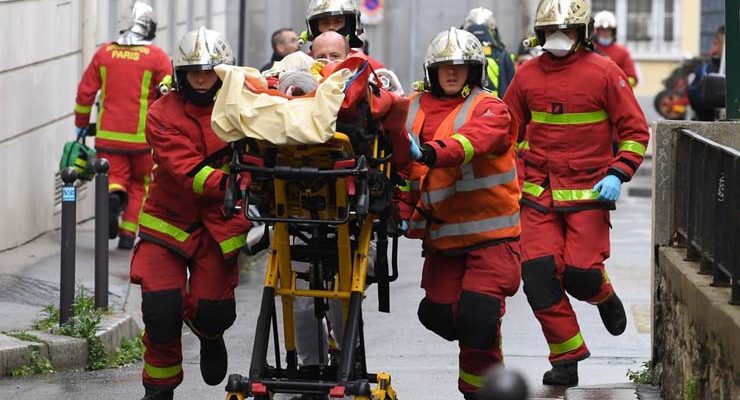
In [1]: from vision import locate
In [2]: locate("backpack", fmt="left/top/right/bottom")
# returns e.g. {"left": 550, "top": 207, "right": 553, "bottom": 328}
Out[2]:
{"left": 60, "top": 126, "right": 97, "bottom": 181}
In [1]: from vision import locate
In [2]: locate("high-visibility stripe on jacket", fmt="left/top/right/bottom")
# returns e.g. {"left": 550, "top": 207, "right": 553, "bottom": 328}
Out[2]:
{"left": 405, "top": 88, "right": 520, "bottom": 251}
{"left": 138, "top": 93, "right": 252, "bottom": 261}
{"left": 503, "top": 49, "right": 649, "bottom": 211}
{"left": 75, "top": 43, "right": 172, "bottom": 152}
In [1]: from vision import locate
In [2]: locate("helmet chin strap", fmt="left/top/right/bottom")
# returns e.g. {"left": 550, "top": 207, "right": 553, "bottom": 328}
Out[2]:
{"left": 181, "top": 79, "right": 222, "bottom": 107}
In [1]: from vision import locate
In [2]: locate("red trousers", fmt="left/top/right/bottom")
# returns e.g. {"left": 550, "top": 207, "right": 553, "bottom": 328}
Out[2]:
{"left": 99, "top": 151, "right": 153, "bottom": 238}
{"left": 419, "top": 241, "right": 521, "bottom": 396}
{"left": 520, "top": 200, "right": 613, "bottom": 365}
{"left": 130, "top": 232, "right": 240, "bottom": 390}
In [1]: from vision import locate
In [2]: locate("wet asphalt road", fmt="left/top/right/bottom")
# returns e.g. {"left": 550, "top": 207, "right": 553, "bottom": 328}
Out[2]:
{"left": 0, "top": 193, "right": 652, "bottom": 400}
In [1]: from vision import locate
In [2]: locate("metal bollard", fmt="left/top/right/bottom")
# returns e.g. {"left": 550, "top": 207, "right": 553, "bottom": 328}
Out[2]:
{"left": 94, "top": 158, "right": 110, "bottom": 310}
{"left": 60, "top": 168, "right": 78, "bottom": 326}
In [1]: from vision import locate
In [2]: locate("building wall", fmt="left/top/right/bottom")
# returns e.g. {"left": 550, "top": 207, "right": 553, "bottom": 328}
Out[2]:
{"left": 0, "top": 0, "right": 233, "bottom": 252}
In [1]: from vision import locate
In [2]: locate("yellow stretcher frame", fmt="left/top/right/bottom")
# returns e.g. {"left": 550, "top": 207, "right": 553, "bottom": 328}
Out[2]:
{"left": 225, "top": 133, "right": 398, "bottom": 400}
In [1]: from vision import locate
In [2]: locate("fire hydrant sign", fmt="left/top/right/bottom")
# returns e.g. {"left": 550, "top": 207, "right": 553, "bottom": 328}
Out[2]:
{"left": 360, "top": 0, "right": 384, "bottom": 25}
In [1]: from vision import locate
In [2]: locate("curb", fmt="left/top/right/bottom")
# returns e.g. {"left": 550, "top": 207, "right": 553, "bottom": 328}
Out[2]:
{"left": 0, "top": 312, "right": 140, "bottom": 376}
{"left": 565, "top": 383, "right": 662, "bottom": 400}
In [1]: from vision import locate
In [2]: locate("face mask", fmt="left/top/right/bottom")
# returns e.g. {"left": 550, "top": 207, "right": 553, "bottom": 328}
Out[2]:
{"left": 543, "top": 31, "right": 576, "bottom": 57}
{"left": 597, "top": 36, "right": 614, "bottom": 46}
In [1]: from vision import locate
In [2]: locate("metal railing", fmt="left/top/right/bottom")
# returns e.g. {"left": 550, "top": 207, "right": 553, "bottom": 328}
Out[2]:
{"left": 673, "top": 129, "right": 740, "bottom": 305}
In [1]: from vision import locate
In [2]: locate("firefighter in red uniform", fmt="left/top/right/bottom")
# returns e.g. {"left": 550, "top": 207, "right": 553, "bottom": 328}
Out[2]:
{"left": 74, "top": 1, "right": 171, "bottom": 249}
{"left": 503, "top": 0, "right": 649, "bottom": 386}
{"left": 129, "top": 27, "right": 252, "bottom": 400}
{"left": 403, "top": 27, "right": 522, "bottom": 400}
{"left": 592, "top": 10, "right": 639, "bottom": 88}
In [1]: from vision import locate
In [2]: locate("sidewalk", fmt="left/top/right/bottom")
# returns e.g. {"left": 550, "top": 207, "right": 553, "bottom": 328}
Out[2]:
{"left": 0, "top": 220, "right": 138, "bottom": 375}
{"left": 0, "top": 219, "right": 265, "bottom": 377}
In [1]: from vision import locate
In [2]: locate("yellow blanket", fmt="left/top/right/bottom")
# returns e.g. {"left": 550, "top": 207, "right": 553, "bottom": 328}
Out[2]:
{"left": 211, "top": 64, "right": 351, "bottom": 145}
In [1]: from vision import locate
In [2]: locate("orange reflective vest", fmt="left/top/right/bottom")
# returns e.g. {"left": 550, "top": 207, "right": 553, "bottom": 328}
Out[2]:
{"left": 405, "top": 88, "right": 521, "bottom": 251}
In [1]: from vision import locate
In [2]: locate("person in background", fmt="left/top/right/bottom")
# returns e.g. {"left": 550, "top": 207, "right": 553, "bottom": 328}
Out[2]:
{"left": 74, "top": 1, "right": 171, "bottom": 249}
{"left": 260, "top": 28, "right": 300, "bottom": 72}
{"left": 462, "top": 7, "right": 517, "bottom": 97}
{"left": 130, "top": 27, "right": 252, "bottom": 400}
{"left": 504, "top": 0, "right": 649, "bottom": 386}
{"left": 592, "top": 10, "right": 639, "bottom": 88}
{"left": 688, "top": 25, "right": 725, "bottom": 121}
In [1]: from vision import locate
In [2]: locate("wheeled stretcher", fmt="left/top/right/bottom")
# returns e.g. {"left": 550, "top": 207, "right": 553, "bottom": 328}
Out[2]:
{"left": 217, "top": 58, "right": 406, "bottom": 400}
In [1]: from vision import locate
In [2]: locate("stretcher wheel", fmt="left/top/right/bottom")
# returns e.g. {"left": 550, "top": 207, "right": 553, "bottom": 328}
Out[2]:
{"left": 225, "top": 392, "right": 245, "bottom": 400}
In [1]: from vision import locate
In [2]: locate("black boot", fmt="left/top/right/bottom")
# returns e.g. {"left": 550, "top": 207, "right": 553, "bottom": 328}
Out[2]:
{"left": 108, "top": 192, "right": 124, "bottom": 239}
{"left": 598, "top": 293, "right": 627, "bottom": 336}
{"left": 542, "top": 362, "right": 578, "bottom": 386}
{"left": 118, "top": 233, "right": 135, "bottom": 250}
{"left": 200, "top": 336, "right": 228, "bottom": 386}
{"left": 141, "top": 387, "right": 173, "bottom": 400}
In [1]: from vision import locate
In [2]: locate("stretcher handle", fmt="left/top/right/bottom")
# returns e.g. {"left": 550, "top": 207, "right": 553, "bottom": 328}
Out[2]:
{"left": 240, "top": 164, "right": 366, "bottom": 179}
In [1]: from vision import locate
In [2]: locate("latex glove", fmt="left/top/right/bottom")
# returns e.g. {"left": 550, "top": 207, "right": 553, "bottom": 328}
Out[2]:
{"left": 409, "top": 133, "right": 422, "bottom": 161}
{"left": 593, "top": 175, "right": 622, "bottom": 202}
{"left": 75, "top": 126, "right": 87, "bottom": 139}
{"left": 400, "top": 220, "right": 409, "bottom": 233}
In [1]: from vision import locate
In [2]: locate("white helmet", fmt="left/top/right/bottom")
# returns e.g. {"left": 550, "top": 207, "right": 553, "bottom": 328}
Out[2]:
{"left": 533, "top": 0, "right": 591, "bottom": 46}
{"left": 424, "top": 28, "right": 486, "bottom": 96}
{"left": 117, "top": 1, "right": 157, "bottom": 45}
{"left": 463, "top": 7, "right": 496, "bottom": 32}
{"left": 594, "top": 10, "right": 617, "bottom": 30}
{"left": 305, "top": 0, "right": 364, "bottom": 47}
{"left": 173, "top": 26, "right": 235, "bottom": 70}
{"left": 173, "top": 27, "right": 234, "bottom": 93}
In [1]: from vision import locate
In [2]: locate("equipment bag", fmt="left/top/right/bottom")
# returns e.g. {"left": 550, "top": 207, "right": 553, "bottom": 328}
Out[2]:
{"left": 60, "top": 127, "right": 96, "bottom": 181}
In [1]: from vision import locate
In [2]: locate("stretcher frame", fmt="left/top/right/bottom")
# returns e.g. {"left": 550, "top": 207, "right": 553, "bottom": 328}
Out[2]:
{"left": 224, "top": 132, "right": 400, "bottom": 400}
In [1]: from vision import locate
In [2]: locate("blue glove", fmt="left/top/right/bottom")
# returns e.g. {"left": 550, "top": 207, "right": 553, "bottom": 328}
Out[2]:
{"left": 593, "top": 175, "right": 622, "bottom": 202}
{"left": 409, "top": 133, "right": 422, "bottom": 161}
{"left": 75, "top": 126, "right": 87, "bottom": 139}
{"left": 400, "top": 220, "right": 409, "bottom": 233}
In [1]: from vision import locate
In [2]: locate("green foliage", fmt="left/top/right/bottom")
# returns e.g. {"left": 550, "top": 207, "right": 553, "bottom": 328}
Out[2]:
{"left": 626, "top": 360, "right": 654, "bottom": 385}
{"left": 109, "top": 335, "right": 144, "bottom": 367}
{"left": 87, "top": 337, "right": 109, "bottom": 371}
{"left": 23, "top": 285, "right": 144, "bottom": 374}
{"left": 3, "top": 330, "right": 41, "bottom": 343}
{"left": 11, "top": 348, "right": 54, "bottom": 377}
{"left": 684, "top": 376, "right": 700, "bottom": 400}
{"left": 31, "top": 305, "right": 60, "bottom": 331}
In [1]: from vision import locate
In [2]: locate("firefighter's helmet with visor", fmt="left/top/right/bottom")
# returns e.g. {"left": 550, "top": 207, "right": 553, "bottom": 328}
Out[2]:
{"left": 306, "top": 0, "right": 364, "bottom": 47}
{"left": 117, "top": 1, "right": 158, "bottom": 45}
{"left": 424, "top": 28, "right": 487, "bottom": 97}
{"left": 533, "top": 0, "right": 591, "bottom": 47}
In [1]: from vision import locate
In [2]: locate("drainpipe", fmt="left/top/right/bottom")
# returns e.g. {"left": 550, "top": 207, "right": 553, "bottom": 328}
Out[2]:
{"left": 726, "top": 0, "right": 739, "bottom": 119}
{"left": 238, "top": 0, "right": 246, "bottom": 66}
{"left": 81, "top": 0, "right": 97, "bottom": 66}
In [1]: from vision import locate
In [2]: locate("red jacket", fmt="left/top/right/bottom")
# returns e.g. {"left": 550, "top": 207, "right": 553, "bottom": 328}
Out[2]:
{"left": 138, "top": 92, "right": 251, "bottom": 261}
{"left": 503, "top": 49, "right": 649, "bottom": 211}
{"left": 75, "top": 42, "right": 172, "bottom": 152}
{"left": 594, "top": 42, "right": 638, "bottom": 87}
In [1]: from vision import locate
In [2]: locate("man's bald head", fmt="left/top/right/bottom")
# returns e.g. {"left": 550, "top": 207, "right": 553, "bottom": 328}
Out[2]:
{"left": 312, "top": 31, "right": 350, "bottom": 63}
